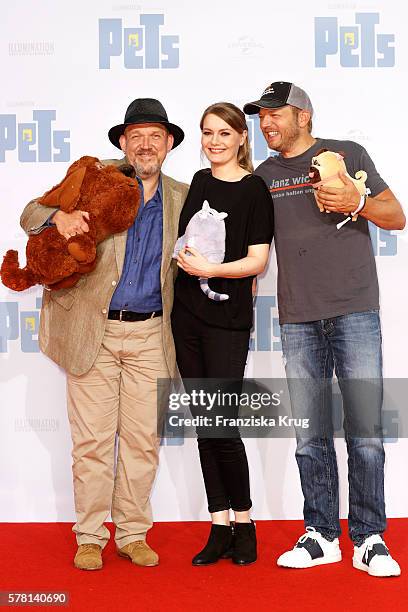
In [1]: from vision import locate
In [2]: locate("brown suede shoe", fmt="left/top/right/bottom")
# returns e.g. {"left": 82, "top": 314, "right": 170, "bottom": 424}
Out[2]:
{"left": 74, "top": 544, "right": 103, "bottom": 570}
{"left": 118, "top": 541, "right": 159, "bottom": 567}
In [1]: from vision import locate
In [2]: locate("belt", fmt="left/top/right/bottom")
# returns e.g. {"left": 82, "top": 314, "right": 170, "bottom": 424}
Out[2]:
{"left": 108, "top": 309, "right": 163, "bottom": 322}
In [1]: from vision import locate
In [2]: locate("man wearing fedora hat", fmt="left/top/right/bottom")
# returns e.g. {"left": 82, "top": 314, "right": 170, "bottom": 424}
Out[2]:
{"left": 244, "top": 82, "right": 404, "bottom": 577}
{"left": 20, "top": 98, "right": 189, "bottom": 570}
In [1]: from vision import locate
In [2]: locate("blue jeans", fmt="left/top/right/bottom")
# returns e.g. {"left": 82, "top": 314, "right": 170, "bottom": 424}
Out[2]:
{"left": 280, "top": 311, "right": 386, "bottom": 546}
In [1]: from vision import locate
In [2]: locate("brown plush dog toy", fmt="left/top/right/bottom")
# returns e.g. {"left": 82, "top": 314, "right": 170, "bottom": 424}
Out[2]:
{"left": 1, "top": 156, "right": 140, "bottom": 291}
{"left": 309, "top": 149, "right": 368, "bottom": 224}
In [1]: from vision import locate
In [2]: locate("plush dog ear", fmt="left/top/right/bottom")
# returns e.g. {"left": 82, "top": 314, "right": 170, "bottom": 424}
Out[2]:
{"left": 315, "top": 148, "right": 328, "bottom": 156}
{"left": 39, "top": 166, "right": 87, "bottom": 212}
{"left": 337, "top": 150, "right": 345, "bottom": 159}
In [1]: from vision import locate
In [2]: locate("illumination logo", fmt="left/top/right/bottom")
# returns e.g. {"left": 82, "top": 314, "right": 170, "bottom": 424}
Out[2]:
{"left": 315, "top": 13, "right": 395, "bottom": 67}
{"left": 0, "top": 110, "right": 70, "bottom": 163}
{"left": 99, "top": 14, "right": 179, "bottom": 69}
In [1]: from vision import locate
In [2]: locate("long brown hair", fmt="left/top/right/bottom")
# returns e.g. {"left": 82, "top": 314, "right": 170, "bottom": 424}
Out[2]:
{"left": 200, "top": 102, "right": 254, "bottom": 173}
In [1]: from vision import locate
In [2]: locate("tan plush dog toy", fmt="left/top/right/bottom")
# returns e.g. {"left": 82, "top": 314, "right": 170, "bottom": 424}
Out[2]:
{"left": 309, "top": 149, "right": 368, "bottom": 228}
{"left": 1, "top": 156, "right": 140, "bottom": 291}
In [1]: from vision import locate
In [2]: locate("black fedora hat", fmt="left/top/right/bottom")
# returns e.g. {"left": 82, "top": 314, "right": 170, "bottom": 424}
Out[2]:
{"left": 108, "top": 98, "right": 184, "bottom": 150}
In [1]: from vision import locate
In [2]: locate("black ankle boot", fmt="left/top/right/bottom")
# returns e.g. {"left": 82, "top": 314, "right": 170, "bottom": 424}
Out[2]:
{"left": 232, "top": 520, "right": 257, "bottom": 565}
{"left": 192, "top": 524, "right": 233, "bottom": 566}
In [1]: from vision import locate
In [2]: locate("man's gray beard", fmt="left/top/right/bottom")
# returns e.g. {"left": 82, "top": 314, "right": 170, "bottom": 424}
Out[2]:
{"left": 132, "top": 160, "right": 161, "bottom": 178}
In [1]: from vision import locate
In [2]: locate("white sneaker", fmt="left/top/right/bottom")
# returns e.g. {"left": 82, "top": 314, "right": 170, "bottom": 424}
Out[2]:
{"left": 353, "top": 534, "right": 401, "bottom": 577}
{"left": 277, "top": 527, "right": 342, "bottom": 568}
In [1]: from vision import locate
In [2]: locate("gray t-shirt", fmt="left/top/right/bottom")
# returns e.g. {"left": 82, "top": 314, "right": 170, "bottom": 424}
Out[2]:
{"left": 255, "top": 138, "right": 388, "bottom": 324}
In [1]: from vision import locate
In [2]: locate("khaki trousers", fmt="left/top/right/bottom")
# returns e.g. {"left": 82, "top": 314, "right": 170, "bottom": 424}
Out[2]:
{"left": 66, "top": 316, "right": 169, "bottom": 549}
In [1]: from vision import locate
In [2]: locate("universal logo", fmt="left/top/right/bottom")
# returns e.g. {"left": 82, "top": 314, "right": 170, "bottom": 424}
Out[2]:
{"left": 315, "top": 12, "right": 395, "bottom": 67}
{"left": 228, "top": 36, "right": 264, "bottom": 57}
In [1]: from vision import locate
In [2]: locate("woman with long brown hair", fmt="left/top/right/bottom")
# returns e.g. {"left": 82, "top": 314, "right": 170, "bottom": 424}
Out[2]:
{"left": 172, "top": 102, "right": 273, "bottom": 566}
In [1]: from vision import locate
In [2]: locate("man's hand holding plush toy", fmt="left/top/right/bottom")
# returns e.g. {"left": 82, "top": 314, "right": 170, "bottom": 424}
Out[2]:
{"left": 309, "top": 149, "right": 368, "bottom": 228}
{"left": 52, "top": 209, "right": 90, "bottom": 240}
{"left": 314, "top": 172, "right": 361, "bottom": 216}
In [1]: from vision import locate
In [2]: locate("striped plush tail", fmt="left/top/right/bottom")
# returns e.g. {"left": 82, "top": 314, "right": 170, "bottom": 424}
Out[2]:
{"left": 199, "top": 277, "right": 229, "bottom": 301}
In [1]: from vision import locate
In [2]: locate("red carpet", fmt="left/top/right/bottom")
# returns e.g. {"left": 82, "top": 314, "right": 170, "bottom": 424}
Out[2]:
{"left": 0, "top": 520, "right": 406, "bottom": 611}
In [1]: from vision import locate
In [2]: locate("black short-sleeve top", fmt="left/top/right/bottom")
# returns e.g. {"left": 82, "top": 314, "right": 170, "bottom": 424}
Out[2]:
{"left": 174, "top": 169, "right": 274, "bottom": 330}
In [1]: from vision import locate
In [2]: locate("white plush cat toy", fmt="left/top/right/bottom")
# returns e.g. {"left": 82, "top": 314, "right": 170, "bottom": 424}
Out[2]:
{"left": 173, "top": 200, "right": 229, "bottom": 301}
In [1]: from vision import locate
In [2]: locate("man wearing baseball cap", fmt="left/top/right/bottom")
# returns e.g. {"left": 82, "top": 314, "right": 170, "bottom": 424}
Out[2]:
{"left": 244, "top": 82, "right": 405, "bottom": 577}
{"left": 20, "top": 99, "right": 189, "bottom": 570}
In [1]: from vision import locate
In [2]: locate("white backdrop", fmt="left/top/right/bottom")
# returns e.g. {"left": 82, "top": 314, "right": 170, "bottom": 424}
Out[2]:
{"left": 1, "top": 0, "right": 407, "bottom": 522}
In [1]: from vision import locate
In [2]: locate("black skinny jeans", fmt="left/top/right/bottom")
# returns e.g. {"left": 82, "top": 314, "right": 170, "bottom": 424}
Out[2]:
{"left": 171, "top": 299, "right": 252, "bottom": 513}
